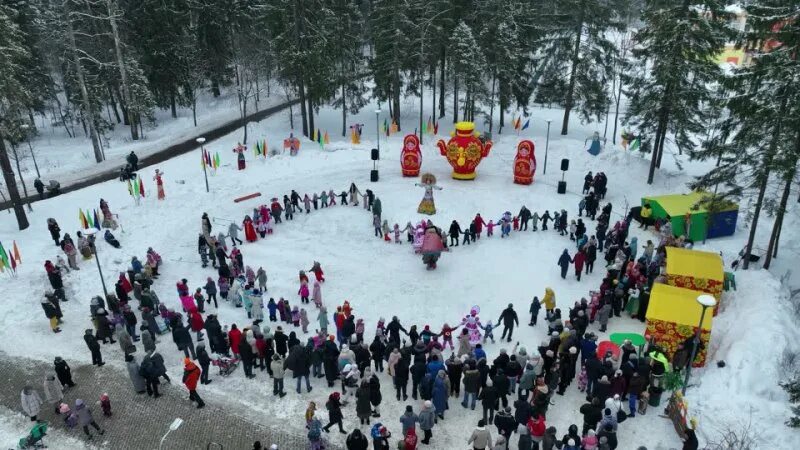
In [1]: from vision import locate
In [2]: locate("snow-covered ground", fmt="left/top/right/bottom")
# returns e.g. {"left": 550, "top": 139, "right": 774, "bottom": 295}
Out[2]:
{"left": 6, "top": 83, "right": 286, "bottom": 195}
{"left": 0, "top": 406, "right": 91, "bottom": 449}
{"left": 1, "top": 94, "right": 798, "bottom": 449}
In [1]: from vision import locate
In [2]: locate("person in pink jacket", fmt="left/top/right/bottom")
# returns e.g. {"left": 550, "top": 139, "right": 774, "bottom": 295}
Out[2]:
{"left": 180, "top": 295, "right": 195, "bottom": 312}
{"left": 486, "top": 220, "right": 495, "bottom": 237}
{"left": 299, "top": 280, "right": 310, "bottom": 304}
{"left": 473, "top": 213, "right": 487, "bottom": 239}
{"left": 312, "top": 281, "right": 322, "bottom": 308}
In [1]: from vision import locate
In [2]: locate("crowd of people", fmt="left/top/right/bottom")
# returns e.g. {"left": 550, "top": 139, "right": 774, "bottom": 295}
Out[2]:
{"left": 27, "top": 177, "right": 703, "bottom": 450}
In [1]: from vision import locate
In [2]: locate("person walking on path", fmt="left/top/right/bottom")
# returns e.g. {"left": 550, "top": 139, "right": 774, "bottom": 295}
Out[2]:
{"left": 84, "top": 329, "right": 104, "bottom": 366}
{"left": 75, "top": 398, "right": 105, "bottom": 439}
{"left": 20, "top": 386, "right": 43, "bottom": 421}
{"left": 182, "top": 357, "right": 205, "bottom": 408}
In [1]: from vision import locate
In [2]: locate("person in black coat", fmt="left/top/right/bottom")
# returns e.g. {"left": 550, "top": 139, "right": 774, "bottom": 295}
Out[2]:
{"left": 494, "top": 406, "right": 517, "bottom": 443}
{"left": 274, "top": 328, "right": 289, "bottom": 357}
{"left": 410, "top": 356, "right": 427, "bottom": 400}
{"left": 518, "top": 206, "right": 532, "bottom": 231}
{"left": 368, "top": 373, "right": 382, "bottom": 416}
{"left": 346, "top": 428, "right": 369, "bottom": 450}
{"left": 561, "top": 424, "right": 582, "bottom": 448}
{"left": 197, "top": 344, "right": 212, "bottom": 384}
{"left": 239, "top": 338, "right": 256, "bottom": 379}
{"left": 579, "top": 398, "right": 603, "bottom": 435}
{"left": 172, "top": 324, "right": 195, "bottom": 359}
{"left": 386, "top": 316, "right": 408, "bottom": 345}
{"left": 323, "top": 338, "right": 340, "bottom": 387}
{"left": 492, "top": 370, "right": 509, "bottom": 409}
{"left": 287, "top": 342, "right": 312, "bottom": 393}
{"left": 84, "top": 329, "right": 104, "bottom": 366}
{"left": 47, "top": 219, "right": 61, "bottom": 245}
{"left": 497, "top": 304, "right": 519, "bottom": 341}
{"left": 341, "top": 316, "right": 356, "bottom": 345}
{"left": 94, "top": 309, "right": 114, "bottom": 344}
{"left": 513, "top": 397, "right": 531, "bottom": 425}
{"left": 394, "top": 356, "right": 410, "bottom": 401}
{"left": 448, "top": 220, "right": 462, "bottom": 246}
{"left": 54, "top": 357, "right": 76, "bottom": 387}
{"left": 323, "top": 392, "right": 346, "bottom": 433}
{"left": 369, "top": 336, "right": 386, "bottom": 372}
{"left": 479, "top": 378, "right": 498, "bottom": 424}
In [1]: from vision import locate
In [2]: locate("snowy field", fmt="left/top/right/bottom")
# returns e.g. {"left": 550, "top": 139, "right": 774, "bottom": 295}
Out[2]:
{"left": 5, "top": 83, "right": 284, "bottom": 194}
{"left": 1, "top": 95, "right": 798, "bottom": 449}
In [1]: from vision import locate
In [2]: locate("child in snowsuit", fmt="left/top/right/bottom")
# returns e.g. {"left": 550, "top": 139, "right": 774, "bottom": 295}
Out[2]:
{"left": 99, "top": 393, "right": 112, "bottom": 416}
{"left": 312, "top": 281, "right": 322, "bottom": 308}
{"left": 481, "top": 323, "right": 496, "bottom": 343}
{"left": 267, "top": 298, "right": 278, "bottom": 322}
{"left": 321, "top": 191, "right": 328, "bottom": 207}
{"left": 300, "top": 309, "right": 310, "bottom": 333}
{"left": 531, "top": 212, "right": 540, "bottom": 231}
{"left": 328, "top": 189, "right": 337, "bottom": 205}
{"left": 339, "top": 191, "right": 348, "bottom": 205}
{"left": 299, "top": 281, "right": 310, "bottom": 304}
{"left": 487, "top": 220, "right": 495, "bottom": 237}
{"left": 373, "top": 215, "right": 382, "bottom": 238}
{"left": 393, "top": 224, "right": 401, "bottom": 243}
{"left": 291, "top": 305, "right": 301, "bottom": 327}
{"left": 381, "top": 221, "right": 391, "bottom": 242}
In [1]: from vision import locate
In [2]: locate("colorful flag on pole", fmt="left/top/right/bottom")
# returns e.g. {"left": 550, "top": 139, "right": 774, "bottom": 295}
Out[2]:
{"left": 214, "top": 152, "right": 220, "bottom": 169}
{"left": 514, "top": 117, "right": 522, "bottom": 130}
{"left": 139, "top": 178, "right": 145, "bottom": 197}
{"left": 79, "top": 209, "right": 88, "bottom": 229}
{"left": 390, "top": 120, "right": 398, "bottom": 133}
{"left": 8, "top": 250, "right": 15, "bottom": 271}
{"left": 94, "top": 209, "right": 101, "bottom": 230}
{"left": 0, "top": 241, "right": 8, "bottom": 270}
{"left": 12, "top": 241, "right": 20, "bottom": 264}
{"left": 86, "top": 210, "right": 94, "bottom": 229}
{"left": 629, "top": 137, "right": 641, "bottom": 152}
{"left": 312, "top": 129, "right": 318, "bottom": 142}
{"left": 323, "top": 131, "right": 330, "bottom": 145}
{"left": 382, "top": 119, "right": 388, "bottom": 136}
{"left": 522, "top": 119, "right": 530, "bottom": 130}
{"left": 127, "top": 179, "right": 133, "bottom": 196}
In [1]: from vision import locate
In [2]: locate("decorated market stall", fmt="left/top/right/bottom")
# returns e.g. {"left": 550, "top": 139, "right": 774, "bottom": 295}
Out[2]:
{"left": 665, "top": 247, "right": 724, "bottom": 315}
{"left": 641, "top": 192, "right": 738, "bottom": 241}
{"left": 645, "top": 283, "right": 713, "bottom": 367}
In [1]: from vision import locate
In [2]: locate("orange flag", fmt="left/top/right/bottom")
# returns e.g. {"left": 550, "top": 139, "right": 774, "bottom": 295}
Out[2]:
{"left": 12, "top": 241, "right": 20, "bottom": 264}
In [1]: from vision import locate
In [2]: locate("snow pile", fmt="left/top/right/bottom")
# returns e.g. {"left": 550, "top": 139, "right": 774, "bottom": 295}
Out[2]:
{"left": 0, "top": 406, "right": 91, "bottom": 449}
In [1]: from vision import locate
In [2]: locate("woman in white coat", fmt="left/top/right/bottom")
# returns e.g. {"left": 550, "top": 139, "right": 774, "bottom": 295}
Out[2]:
{"left": 20, "top": 386, "right": 43, "bottom": 421}
{"left": 43, "top": 373, "right": 64, "bottom": 414}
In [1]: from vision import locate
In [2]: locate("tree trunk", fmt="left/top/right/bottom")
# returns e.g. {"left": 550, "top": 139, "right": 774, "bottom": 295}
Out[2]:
{"left": 242, "top": 94, "right": 248, "bottom": 145}
{"left": 489, "top": 73, "right": 496, "bottom": 133}
{"left": 67, "top": 15, "right": 103, "bottom": 162}
{"left": 211, "top": 79, "right": 220, "bottom": 97}
{"left": 612, "top": 79, "right": 623, "bottom": 144}
{"left": 287, "top": 96, "right": 294, "bottom": 130}
{"left": 0, "top": 137, "right": 29, "bottom": 229}
{"left": 191, "top": 93, "right": 197, "bottom": 127}
{"left": 107, "top": 0, "right": 139, "bottom": 140}
{"left": 170, "top": 90, "right": 177, "bottom": 118}
{"left": 298, "top": 77, "right": 308, "bottom": 137}
{"left": 107, "top": 85, "right": 121, "bottom": 123}
{"left": 307, "top": 96, "right": 315, "bottom": 136}
{"left": 293, "top": 0, "right": 308, "bottom": 136}
{"left": 341, "top": 75, "right": 347, "bottom": 137}
{"left": 453, "top": 75, "right": 459, "bottom": 123}
{"left": 764, "top": 169, "right": 794, "bottom": 269}
{"left": 392, "top": 68, "right": 401, "bottom": 131}
{"left": 431, "top": 64, "right": 437, "bottom": 126}
{"left": 439, "top": 49, "right": 446, "bottom": 119}
{"left": 561, "top": 18, "right": 584, "bottom": 135}
{"left": 9, "top": 143, "right": 31, "bottom": 211}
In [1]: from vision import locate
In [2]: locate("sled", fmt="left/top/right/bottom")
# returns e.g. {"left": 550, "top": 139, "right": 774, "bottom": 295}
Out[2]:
{"left": 234, "top": 192, "right": 262, "bottom": 203}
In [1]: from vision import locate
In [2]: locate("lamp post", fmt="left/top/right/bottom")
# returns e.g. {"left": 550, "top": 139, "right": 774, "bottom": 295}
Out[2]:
{"left": 19, "top": 124, "right": 40, "bottom": 179}
{"left": 682, "top": 294, "right": 716, "bottom": 395}
{"left": 83, "top": 229, "right": 108, "bottom": 297}
{"left": 159, "top": 418, "right": 184, "bottom": 450}
{"left": 375, "top": 109, "right": 381, "bottom": 154}
{"left": 196, "top": 137, "right": 209, "bottom": 193}
{"left": 543, "top": 120, "right": 552, "bottom": 175}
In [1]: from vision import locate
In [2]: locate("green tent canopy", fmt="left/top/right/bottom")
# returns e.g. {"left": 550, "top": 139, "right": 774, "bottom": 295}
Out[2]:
{"left": 641, "top": 192, "right": 738, "bottom": 241}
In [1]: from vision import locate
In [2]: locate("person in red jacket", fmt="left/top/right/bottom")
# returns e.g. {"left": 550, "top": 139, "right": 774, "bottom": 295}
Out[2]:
{"left": 527, "top": 414, "right": 546, "bottom": 444}
{"left": 228, "top": 324, "right": 242, "bottom": 357}
{"left": 189, "top": 308, "right": 205, "bottom": 342}
{"left": 473, "top": 214, "right": 487, "bottom": 239}
{"left": 243, "top": 216, "right": 257, "bottom": 243}
{"left": 182, "top": 358, "right": 205, "bottom": 408}
{"left": 573, "top": 249, "right": 586, "bottom": 282}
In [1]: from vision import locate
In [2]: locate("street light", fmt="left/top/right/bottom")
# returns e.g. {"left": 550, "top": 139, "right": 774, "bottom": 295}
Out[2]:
{"left": 19, "top": 124, "right": 40, "bottom": 179}
{"left": 83, "top": 229, "right": 108, "bottom": 297}
{"left": 159, "top": 418, "right": 184, "bottom": 450}
{"left": 682, "top": 294, "right": 716, "bottom": 394}
{"left": 543, "top": 120, "right": 552, "bottom": 175}
{"left": 375, "top": 109, "right": 381, "bottom": 154}
{"left": 196, "top": 137, "right": 209, "bottom": 193}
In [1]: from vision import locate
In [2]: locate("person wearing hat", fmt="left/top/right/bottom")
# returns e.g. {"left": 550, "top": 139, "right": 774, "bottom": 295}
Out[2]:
{"left": 497, "top": 303, "right": 519, "bottom": 342}
{"left": 418, "top": 400, "right": 436, "bottom": 444}
{"left": 494, "top": 405, "right": 516, "bottom": 445}
{"left": 182, "top": 357, "right": 205, "bottom": 408}
{"left": 468, "top": 419, "right": 493, "bottom": 450}
{"left": 345, "top": 428, "right": 369, "bottom": 450}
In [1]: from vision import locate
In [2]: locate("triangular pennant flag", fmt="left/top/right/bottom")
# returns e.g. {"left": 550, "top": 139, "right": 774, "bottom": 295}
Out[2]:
{"left": 434, "top": 123, "right": 439, "bottom": 135}
{"left": 263, "top": 140, "right": 267, "bottom": 156}
{"left": 312, "top": 129, "right": 318, "bottom": 142}
{"left": 215, "top": 152, "right": 220, "bottom": 169}
{"left": 0, "top": 241, "right": 8, "bottom": 269}
{"left": 79, "top": 209, "right": 88, "bottom": 229}
{"left": 139, "top": 178, "right": 145, "bottom": 197}
{"left": 522, "top": 119, "right": 530, "bottom": 130}
{"left": 127, "top": 179, "right": 133, "bottom": 196}
{"left": 422, "top": 121, "right": 427, "bottom": 134}
{"left": 12, "top": 241, "right": 21, "bottom": 264}
{"left": 390, "top": 120, "right": 398, "bottom": 133}
{"left": 94, "top": 210, "right": 101, "bottom": 230}
{"left": 324, "top": 131, "right": 330, "bottom": 145}
{"left": 206, "top": 150, "right": 212, "bottom": 167}
{"left": 132, "top": 178, "right": 139, "bottom": 198}
{"left": 86, "top": 210, "right": 94, "bottom": 229}
{"left": 630, "top": 137, "right": 641, "bottom": 152}
{"left": 0, "top": 255, "right": 4, "bottom": 272}
{"left": 8, "top": 250, "right": 15, "bottom": 271}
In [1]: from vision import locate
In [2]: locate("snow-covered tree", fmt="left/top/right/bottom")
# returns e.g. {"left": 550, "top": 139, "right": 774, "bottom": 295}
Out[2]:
{"left": 326, "top": 0, "right": 368, "bottom": 137}
{"left": 625, "top": 0, "right": 729, "bottom": 184}
{"left": 370, "top": 0, "right": 413, "bottom": 129}
{"left": 449, "top": 21, "right": 486, "bottom": 123}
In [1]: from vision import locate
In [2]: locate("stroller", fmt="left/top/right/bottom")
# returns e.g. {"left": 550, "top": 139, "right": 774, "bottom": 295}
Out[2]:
{"left": 18, "top": 421, "right": 48, "bottom": 449}
{"left": 119, "top": 164, "right": 137, "bottom": 182}
{"left": 212, "top": 356, "right": 239, "bottom": 376}
{"left": 45, "top": 181, "right": 61, "bottom": 198}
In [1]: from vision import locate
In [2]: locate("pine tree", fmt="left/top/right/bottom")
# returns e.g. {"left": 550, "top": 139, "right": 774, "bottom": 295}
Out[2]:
{"left": 625, "top": 0, "right": 729, "bottom": 184}
{"left": 539, "top": 0, "right": 624, "bottom": 135}
{"left": 783, "top": 377, "right": 800, "bottom": 427}
{"left": 370, "top": 0, "right": 412, "bottom": 129}
{"left": 0, "top": 2, "right": 31, "bottom": 229}
{"left": 448, "top": 21, "right": 486, "bottom": 123}
{"left": 326, "top": 0, "right": 368, "bottom": 137}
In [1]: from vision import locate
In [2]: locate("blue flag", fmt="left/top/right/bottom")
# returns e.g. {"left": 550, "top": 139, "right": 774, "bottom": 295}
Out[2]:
{"left": 522, "top": 119, "right": 530, "bottom": 130}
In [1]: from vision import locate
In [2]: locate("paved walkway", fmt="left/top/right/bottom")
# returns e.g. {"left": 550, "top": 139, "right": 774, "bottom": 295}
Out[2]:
{"left": 0, "top": 353, "right": 330, "bottom": 449}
